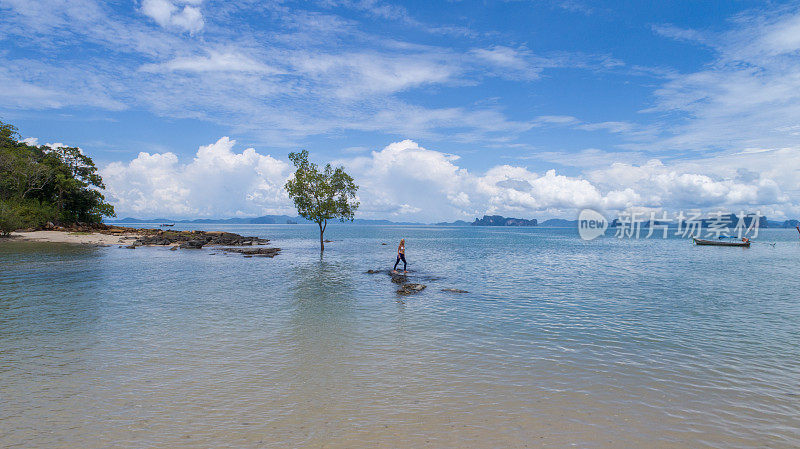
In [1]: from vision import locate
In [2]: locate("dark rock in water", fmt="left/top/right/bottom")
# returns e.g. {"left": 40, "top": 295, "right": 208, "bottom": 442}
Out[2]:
{"left": 441, "top": 288, "right": 469, "bottom": 293}
{"left": 366, "top": 269, "right": 385, "bottom": 274}
{"left": 397, "top": 283, "right": 426, "bottom": 295}
{"left": 223, "top": 247, "right": 281, "bottom": 258}
{"left": 124, "top": 244, "right": 136, "bottom": 249}
{"left": 180, "top": 240, "right": 205, "bottom": 249}
{"left": 390, "top": 273, "right": 408, "bottom": 284}
{"left": 381, "top": 243, "right": 388, "bottom": 245}
{"left": 324, "top": 239, "right": 333, "bottom": 243}
{"left": 169, "top": 246, "right": 178, "bottom": 251}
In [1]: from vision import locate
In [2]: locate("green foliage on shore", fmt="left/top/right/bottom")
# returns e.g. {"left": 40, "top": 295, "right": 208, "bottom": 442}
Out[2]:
{"left": 285, "top": 150, "right": 359, "bottom": 251}
{"left": 0, "top": 120, "right": 115, "bottom": 235}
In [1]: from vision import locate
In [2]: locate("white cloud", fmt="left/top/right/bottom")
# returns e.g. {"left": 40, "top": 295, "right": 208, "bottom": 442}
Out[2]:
{"left": 0, "top": 0, "right": 632, "bottom": 144}
{"left": 291, "top": 52, "right": 458, "bottom": 98}
{"left": 586, "top": 154, "right": 795, "bottom": 216}
{"left": 0, "top": 64, "right": 125, "bottom": 111}
{"left": 650, "top": 10, "right": 800, "bottom": 152}
{"left": 102, "top": 137, "right": 291, "bottom": 217}
{"left": 140, "top": 51, "right": 284, "bottom": 74}
{"left": 471, "top": 46, "right": 545, "bottom": 80}
{"left": 141, "top": 0, "right": 204, "bottom": 34}
{"left": 21, "top": 137, "right": 38, "bottom": 146}
{"left": 102, "top": 138, "right": 799, "bottom": 221}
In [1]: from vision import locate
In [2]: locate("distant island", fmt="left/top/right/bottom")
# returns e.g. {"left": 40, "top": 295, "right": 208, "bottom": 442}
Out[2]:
{"left": 471, "top": 215, "right": 537, "bottom": 226}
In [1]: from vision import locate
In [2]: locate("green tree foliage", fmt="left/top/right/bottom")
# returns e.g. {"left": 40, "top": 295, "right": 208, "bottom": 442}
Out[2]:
{"left": 285, "top": 150, "right": 359, "bottom": 251}
{"left": 0, "top": 120, "right": 115, "bottom": 235}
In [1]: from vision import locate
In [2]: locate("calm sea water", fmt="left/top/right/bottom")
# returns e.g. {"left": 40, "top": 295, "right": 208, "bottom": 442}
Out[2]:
{"left": 1, "top": 225, "right": 799, "bottom": 448}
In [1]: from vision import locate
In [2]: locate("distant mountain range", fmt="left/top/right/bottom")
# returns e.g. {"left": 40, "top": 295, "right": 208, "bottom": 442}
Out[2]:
{"left": 434, "top": 220, "right": 470, "bottom": 226}
{"left": 108, "top": 215, "right": 424, "bottom": 225}
{"left": 539, "top": 218, "right": 578, "bottom": 227}
{"left": 111, "top": 214, "right": 541, "bottom": 227}
{"left": 108, "top": 214, "right": 799, "bottom": 228}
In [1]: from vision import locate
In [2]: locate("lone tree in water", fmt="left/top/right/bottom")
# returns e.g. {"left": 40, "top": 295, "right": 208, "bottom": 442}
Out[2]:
{"left": 285, "top": 150, "right": 359, "bottom": 251}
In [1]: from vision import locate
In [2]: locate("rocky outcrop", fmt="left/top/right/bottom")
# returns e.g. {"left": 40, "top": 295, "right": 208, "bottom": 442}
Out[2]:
{"left": 367, "top": 268, "right": 467, "bottom": 296}
{"left": 390, "top": 273, "right": 408, "bottom": 284}
{"left": 222, "top": 247, "right": 281, "bottom": 258}
{"left": 397, "top": 283, "right": 426, "bottom": 295}
{"left": 102, "top": 226, "right": 278, "bottom": 256}
{"left": 132, "top": 230, "right": 268, "bottom": 247}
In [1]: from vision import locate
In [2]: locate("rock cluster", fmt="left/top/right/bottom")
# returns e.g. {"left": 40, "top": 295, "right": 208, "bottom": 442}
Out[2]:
{"left": 133, "top": 230, "right": 268, "bottom": 247}
{"left": 397, "top": 283, "right": 426, "bottom": 295}
{"left": 365, "top": 269, "right": 430, "bottom": 296}
{"left": 390, "top": 272, "right": 408, "bottom": 284}
{"left": 222, "top": 247, "right": 281, "bottom": 258}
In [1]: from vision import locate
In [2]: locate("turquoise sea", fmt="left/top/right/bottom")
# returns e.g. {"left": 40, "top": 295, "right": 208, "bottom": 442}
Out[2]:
{"left": 2, "top": 225, "right": 799, "bottom": 448}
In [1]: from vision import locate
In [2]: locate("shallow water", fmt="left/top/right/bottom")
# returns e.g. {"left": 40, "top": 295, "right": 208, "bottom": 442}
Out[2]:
{"left": 1, "top": 225, "right": 799, "bottom": 448}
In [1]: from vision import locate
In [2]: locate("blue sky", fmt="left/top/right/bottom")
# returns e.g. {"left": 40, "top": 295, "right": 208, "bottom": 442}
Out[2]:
{"left": 1, "top": 0, "right": 799, "bottom": 221}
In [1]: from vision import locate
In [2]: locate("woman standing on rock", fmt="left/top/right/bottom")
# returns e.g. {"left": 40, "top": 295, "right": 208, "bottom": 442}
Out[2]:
{"left": 393, "top": 238, "right": 407, "bottom": 274}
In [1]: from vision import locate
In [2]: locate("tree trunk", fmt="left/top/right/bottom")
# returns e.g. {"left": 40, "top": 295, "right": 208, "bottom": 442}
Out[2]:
{"left": 318, "top": 221, "right": 324, "bottom": 252}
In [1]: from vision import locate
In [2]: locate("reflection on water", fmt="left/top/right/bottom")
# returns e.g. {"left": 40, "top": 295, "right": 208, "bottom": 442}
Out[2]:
{"left": 1, "top": 227, "right": 800, "bottom": 448}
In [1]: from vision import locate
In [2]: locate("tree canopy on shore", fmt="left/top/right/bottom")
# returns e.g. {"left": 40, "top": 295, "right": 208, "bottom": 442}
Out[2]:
{"left": 0, "top": 120, "right": 115, "bottom": 235}
{"left": 285, "top": 150, "right": 359, "bottom": 251}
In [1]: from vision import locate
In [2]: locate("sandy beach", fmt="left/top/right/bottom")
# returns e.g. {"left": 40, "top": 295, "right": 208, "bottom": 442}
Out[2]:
{"left": 5, "top": 228, "right": 279, "bottom": 257}
{"left": 9, "top": 230, "right": 140, "bottom": 246}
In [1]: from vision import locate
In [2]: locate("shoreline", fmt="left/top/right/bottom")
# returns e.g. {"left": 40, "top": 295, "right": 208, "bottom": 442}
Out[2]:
{"left": 4, "top": 226, "right": 278, "bottom": 256}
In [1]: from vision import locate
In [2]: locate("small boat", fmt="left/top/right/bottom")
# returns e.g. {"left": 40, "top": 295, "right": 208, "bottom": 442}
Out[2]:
{"left": 160, "top": 223, "right": 175, "bottom": 227}
{"left": 693, "top": 238, "right": 750, "bottom": 247}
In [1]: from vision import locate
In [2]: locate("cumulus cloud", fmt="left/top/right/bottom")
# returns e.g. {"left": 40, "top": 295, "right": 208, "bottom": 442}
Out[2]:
{"left": 141, "top": 0, "right": 204, "bottom": 34}
{"left": 101, "top": 138, "right": 800, "bottom": 221}
{"left": 102, "top": 137, "right": 291, "bottom": 217}
{"left": 586, "top": 156, "right": 793, "bottom": 215}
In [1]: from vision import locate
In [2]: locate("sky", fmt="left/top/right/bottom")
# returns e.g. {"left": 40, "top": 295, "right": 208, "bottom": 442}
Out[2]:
{"left": 1, "top": 0, "right": 799, "bottom": 222}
